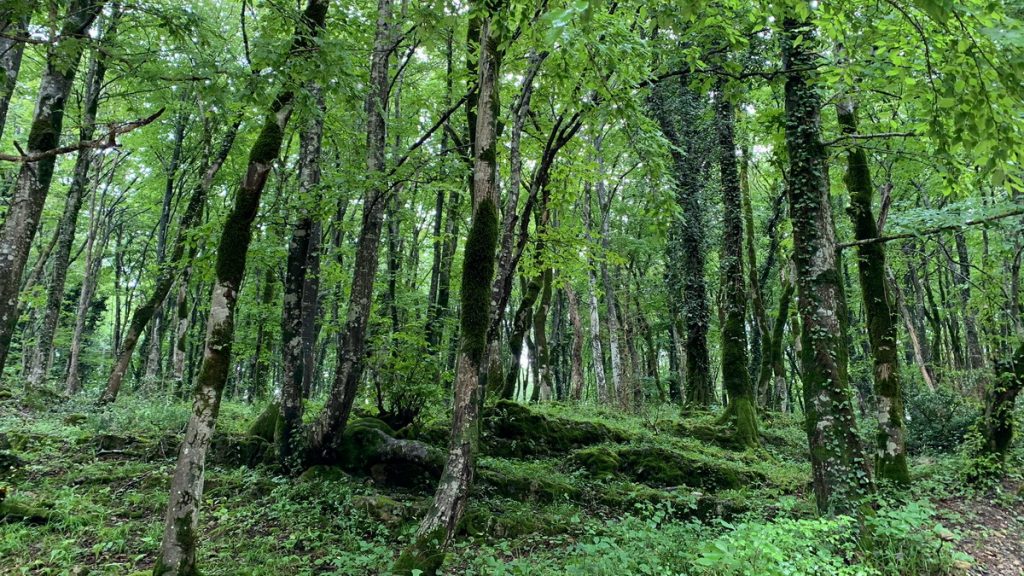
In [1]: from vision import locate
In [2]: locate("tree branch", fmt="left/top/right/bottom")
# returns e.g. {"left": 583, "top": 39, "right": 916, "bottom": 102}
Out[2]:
{"left": 0, "top": 108, "right": 165, "bottom": 163}
{"left": 838, "top": 206, "right": 1024, "bottom": 250}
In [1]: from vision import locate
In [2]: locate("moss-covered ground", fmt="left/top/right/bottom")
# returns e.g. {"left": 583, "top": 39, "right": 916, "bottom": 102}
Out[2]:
{"left": 1, "top": 388, "right": 1018, "bottom": 575}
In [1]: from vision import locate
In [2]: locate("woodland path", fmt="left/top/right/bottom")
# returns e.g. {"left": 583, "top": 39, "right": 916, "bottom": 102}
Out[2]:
{"left": 941, "top": 481, "right": 1024, "bottom": 576}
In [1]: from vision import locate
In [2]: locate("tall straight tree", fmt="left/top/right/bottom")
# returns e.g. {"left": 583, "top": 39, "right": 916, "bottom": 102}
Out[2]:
{"left": 715, "top": 87, "right": 757, "bottom": 447}
{"left": 306, "top": 0, "right": 392, "bottom": 462}
{"left": 0, "top": 3, "right": 32, "bottom": 143}
{"left": 152, "top": 1, "right": 328, "bottom": 572}
{"left": 0, "top": 0, "right": 105, "bottom": 377}
{"left": 781, "top": 8, "right": 872, "bottom": 514}
{"left": 394, "top": 2, "right": 504, "bottom": 572}
{"left": 837, "top": 98, "right": 910, "bottom": 485}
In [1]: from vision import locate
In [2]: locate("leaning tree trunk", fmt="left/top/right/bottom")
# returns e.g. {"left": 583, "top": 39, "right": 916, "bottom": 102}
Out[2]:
{"left": 501, "top": 275, "right": 542, "bottom": 399}
{"left": 715, "top": 88, "right": 757, "bottom": 448}
{"left": 0, "top": 4, "right": 31, "bottom": 143}
{"left": 0, "top": 0, "right": 104, "bottom": 377}
{"left": 279, "top": 86, "right": 325, "bottom": 468}
{"left": 30, "top": 40, "right": 110, "bottom": 389}
{"left": 153, "top": 2, "right": 327, "bottom": 573}
{"left": 838, "top": 99, "right": 910, "bottom": 485}
{"left": 306, "top": 0, "right": 391, "bottom": 463}
{"left": 782, "top": 10, "right": 873, "bottom": 514}
{"left": 98, "top": 117, "right": 240, "bottom": 405}
{"left": 394, "top": 5, "right": 504, "bottom": 573}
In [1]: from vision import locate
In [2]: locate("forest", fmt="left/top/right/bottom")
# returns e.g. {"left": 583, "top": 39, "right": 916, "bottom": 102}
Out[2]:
{"left": 1, "top": 0, "right": 1023, "bottom": 574}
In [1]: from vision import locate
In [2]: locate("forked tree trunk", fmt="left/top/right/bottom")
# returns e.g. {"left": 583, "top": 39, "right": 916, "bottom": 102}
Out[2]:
{"left": 98, "top": 117, "right": 240, "bottom": 405}
{"left": 306, "top": 0, "right": 391, "bottom": 463}
{"left": 838, "top": 99, "right": 910, "bottom": 485}
{"left": 0, "top": 0, "right": 105, "bottom": 377}
{"left": 153, "top": 2, "right": 327, "bottom": 573}
{"left": 782, "top": 10, "right": 873, "bottom": 514}
{"left": 279, "top": 87, "right": 325, "bottom": 468}
{"left": 394, "top": 5, "right": 503, "bottom": 573}
{"left": 715, "top": 88, "right": 757, "bottom": 447}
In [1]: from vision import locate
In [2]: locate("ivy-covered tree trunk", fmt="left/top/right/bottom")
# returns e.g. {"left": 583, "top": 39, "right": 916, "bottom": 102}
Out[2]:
{"left": 0, "top": 4, "right": 31, "bottom": 144}
{"left": 651, "top": 81, "right": 713, "bottom": 407}
{"left": 153, "top": 2, "right": 327, "bottom": 573}
{"left": 393, "top": 4, "right": 503, "bottom": 572}
{"left": 98, "top": 117, "right": 240, "bottom": 405}
{"left": 279, "top": 88, "right": 324, "bottom": 468}
{"left": 741, "top": 146, "right": 769, "bottom": 394}
{"left": 782, "top": 12, "right": 872, "bottom": 514}
{"left": 716, "top": 89, "right": 757, "bottom": 447}
{"left": 978, "top": 342, "right": 1024, "bottom": 466}
{"left": 0, "top": 0, "right": 104, "bottom": 378}
{"left": 838, "top": 99, "right": 910, "bottom": 485}
{"left": 30, "top": 40, "right": 110, "bottom": 388}
{"left": 306, "top": 0, "right": 390, "bottom": 463}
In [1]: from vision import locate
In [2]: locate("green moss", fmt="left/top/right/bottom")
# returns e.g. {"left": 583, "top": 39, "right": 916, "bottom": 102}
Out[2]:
{"left": 248, "top": 402, "right": 280, "bottom": 442}
{"left": 615, "top": 446, "right": 750, "bottom": 490}
{"left": 459, "top": 198, "right": 499, "bottom": 364}
{"left": 0, "top": 496, "right": 52, "bottom": 524}
{"left": 482, "top": 400, "right": 626, "bottom": 457}
{"left": 27, "top": 117, "right": 58, "bottom": 153}
{"left": 571, "top": 446, "right": 621, "bottom": 477}
{"left": 298, "top": 465, "right": 347, "bottom": 483}
{"left": 247, "top": 115, "right": 285, "bottom": 166}
{"left": 477, "top": 467, "right": 577, "bottom": 502}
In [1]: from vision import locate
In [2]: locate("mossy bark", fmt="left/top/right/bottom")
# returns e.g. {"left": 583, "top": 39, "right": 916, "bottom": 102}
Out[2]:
{"left": 715, "top": 84, "right": 758, "bottom": 448}
{"left": 153, "top": 2, "right": 327, "bottom": 574}
{"left": 0, "top": 0, "right": 104, "bottom": 377}
{"left": 307, "top": 0, "right": 392, "bottom": 463}
{"left": 397, "top": 6, "right": 504, "bottom": 570}
{"left": 650, "top": 80, "right": 714, "bottom": 407}
{"left": 837, "top": 99, "right": 910, "bottom": 486}
{"left": 781, "top": 12, "right": 873, "bottom": 514}
{"left": 0, "top": 5, "right": 30, "bottom": 144}
{"left": 979, "top": 343, "right": 1024, "bottom": 464}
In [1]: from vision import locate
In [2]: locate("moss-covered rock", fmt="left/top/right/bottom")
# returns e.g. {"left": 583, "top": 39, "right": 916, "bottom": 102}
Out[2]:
{"left": 298, "top": 465, "right": 348, "bottom": 483}
{"left": 476, "top": 467, "right": 578, "bottom": 503}
{"left": 570, "top": 446, "right": 621, "bottom": 477}
{"left": 391, "top": 527, "right": 446, "bottom": 576}
{"left": 350, "top": 494, "right": 411, "bottom": 526}
{"left": 615, "top": 446, "right": 750, "bottom": 490}
{"left": 336, "top": 418, "right": 443, "bottom": 489}
{"left": 0, "top": 450, "right": 25, "bottom": 471}
{"left": 62, "top": 413, "right": 88, "bottom": 426}
{"left": 482, "top": 400, "right": 627, "bottom": 457}
{"left": 208, "top": 434, "right": 276, "bottom": 468}
{"left": 0, "top": 496, "right": 52, "bottom": 524}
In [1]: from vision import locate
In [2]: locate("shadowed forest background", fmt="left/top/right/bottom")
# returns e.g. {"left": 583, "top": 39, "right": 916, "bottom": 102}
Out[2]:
{"left": 1, "top": 0, "right": 1024, "bottom": 574}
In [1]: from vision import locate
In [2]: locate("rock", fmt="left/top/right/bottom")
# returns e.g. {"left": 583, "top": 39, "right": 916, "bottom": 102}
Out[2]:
{"left": 208, "top": 434, "right": 276, "bottom": 468}
{"left": 615, "top": 446, "right": 752, "bottom": 490}
{"left": 482, "top": 400, "right": 627, "bottom": 457}
{"left": 570, "top": 446, "right": 621, "bottom": 477}
{"left": 351, "top": 494, "right": 410, "bottom": 525}
{"left": 476, "top": 467, "right": 578, "bottom": 503}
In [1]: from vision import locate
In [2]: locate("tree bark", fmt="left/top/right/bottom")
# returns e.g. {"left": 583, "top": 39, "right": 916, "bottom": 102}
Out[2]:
{"left": 279, "top": 86, "right": 325, "bottom": 468}
{"left": 153, "top": 2, "right": 327, "bottom": 572}
{"left": 0, "top": 0, "right": 105, "bottom": 377}
{"left": 306, "top": 0, "right": 391, "bottom": 462}
{"left": 395, "top": 5, "right": 504, "bottom": 573}
{"left": 838, "top": 99, "right": 910, "bottom": 485}
{"left": 0, "top": 4, "right": 31, "bottom": 143}
{"left": 954, "top": 231, "right": 985, "bottom": 370}
{"left": 782, "top": 11, "right": 873, "bottom": 514}
{"left": 716, "top": 88, "right": 757, "bottom": 447}
{"left": 565, "top": 285, "right": 586, "bottom": 400}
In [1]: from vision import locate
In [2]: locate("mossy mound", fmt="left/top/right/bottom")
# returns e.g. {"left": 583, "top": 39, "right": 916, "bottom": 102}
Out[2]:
{"left": 337, "top": 418, "right": 444, "bottom": 489}
{"left": 615, "top": 446, "right": 751, "bottom": 490}
{"left": 0, "top": 496, "right": 53, "bottom": 524}
{"left": 298, "top": 465, "right": 348, "bottom": 483}
{"left": 350, "top": 494, "right": 419, "bottom": 526}
{"left": 570, "top": 446, "right": 621, "bottom": 477}
{"left": 208, "top": 434, "right": 276, "bottom": 468}
{"left": 476, "top": 466, "right": 578, "bottom": 503}
{"left": 483, "top": 400, "right": 627, "bottom": 457}
{"left": 459, "top": 501, "right": 573, "bottom": 538}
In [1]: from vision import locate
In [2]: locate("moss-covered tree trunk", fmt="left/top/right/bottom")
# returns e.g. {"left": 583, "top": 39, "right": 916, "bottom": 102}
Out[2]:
{"left": 532, "top": 265, "right": 554, "bottom": 402}
{"left": 393, "top": 4, "right": 504, "bottom": 573}
{"left": 651, "top": 81, "right": 713, "bottom": 407}
{"left": 279, "top": 87, "right": 325, "bottom": 468}
{"left": 0, "top": 0, "right": 104, "bottom": 377}
{"left": 741, "top": 146, "right": 770, "bottom": 398}
{"left": 781, "top": 11, "right": 873, "bottom": 514}
{"left": 306, "top": 0, "right": 391, "bottom": 463}
{"left": 152, "top": 2, "right": 327, "bottom": 573}
{"left": 716, "top": 88, "right": 758, "bottom": 447}
{"left": 98, "top": 116, "right": 241, "bottom": 405}
{"left": 979, "top": 342, "right": 1023, "bottom": 464}
{"left": 837, "top": 99, "right": 910, "bottom": 485}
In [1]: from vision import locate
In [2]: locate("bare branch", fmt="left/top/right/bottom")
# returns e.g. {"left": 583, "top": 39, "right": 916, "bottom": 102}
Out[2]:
{"left": 0, "top": 108, "right": 165, "bottom": 163}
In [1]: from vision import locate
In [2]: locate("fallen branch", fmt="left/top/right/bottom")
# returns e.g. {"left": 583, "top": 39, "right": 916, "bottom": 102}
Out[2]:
{"left": 0, "top": 108, "right": 165, "bottom": 163}
{"left": 838, "top": 206, "right": 1024, "bottom": 250}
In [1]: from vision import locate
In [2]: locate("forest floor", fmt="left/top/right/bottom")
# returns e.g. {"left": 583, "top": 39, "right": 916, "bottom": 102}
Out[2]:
{"left": 0, "top": 386, "right": 1021, "bottom": 575}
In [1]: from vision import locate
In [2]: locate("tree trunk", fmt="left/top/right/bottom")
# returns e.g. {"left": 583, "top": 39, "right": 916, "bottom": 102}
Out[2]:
{"left": 279, "top": 86, "right": 324, "bottom": 468}
{"left": 583, "top": 192, "right": 608, "bottom": 403}
{"left": 977, "top": 343, "right": 1024, "bottom": 468}
{"left": 716, "top": 88, "right": 757, "bottom": 447}
{"left": 501, "top": 276, "right": 541, "bottom": 399}
{"left": 30, "top": 42, "right": 110, "bottom": 388}
{"left": 565, "top": 285, "right": 585, "bottom": 400}
{"left": 782, "top": 11, "right": 872, "bottom": 514}
{"left": 532, "top": 266, "right": 554, "bottom": 402}
{"left": 741, "top": 145, "right": 769, "bottom": 395}
{"left": 153, "top": 2, "right": 327, "bottom": 572}
{"left": 98, "top": 117, "right": 240, "bottom": 405}
{"left": 0, "top": 4, "right": 31, "bottom": 143}
{"left": 954, "top": 231, "right": 985, "bottom": 370}
{"left": 0, "top": 0, "right": 105, "bottom": 377}
{"left": 838, "top": 99, "right": 910, "bottom": 485}
{"left": 395, "top": 5, "right": 503, "bottom": 572}
{"left": 306, "top": 0, "right": 391, "bottom": 462}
